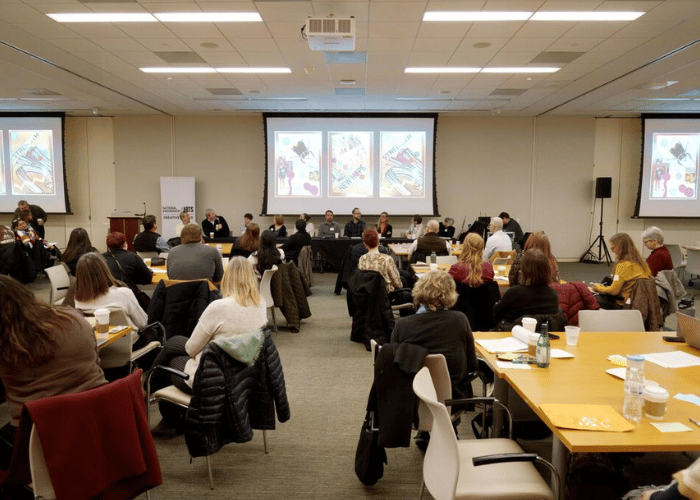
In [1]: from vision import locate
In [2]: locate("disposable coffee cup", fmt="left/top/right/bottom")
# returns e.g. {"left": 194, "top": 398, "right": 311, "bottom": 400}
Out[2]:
{"left": 430, "top": 263, "right": 438, "bottom": 271}
{"left": 209, "top": 232, "right": 215, "bottom": 239}
{"left": 643, "top": 385, "right": 669, "bottom": 420}
{"left": 143, "top": 257, "right": 151, "bottom": 266}
{"left": 94, "top": 309, "right": 110, "bottom": 337}
{"left": 521, "top": 317, "right": 537, "bottom": 332}
{"left": 565, "top": 326, "right": 580, "bottom": 346}
{"left": 335, "top": 232, "right": 339, "bottom": 239}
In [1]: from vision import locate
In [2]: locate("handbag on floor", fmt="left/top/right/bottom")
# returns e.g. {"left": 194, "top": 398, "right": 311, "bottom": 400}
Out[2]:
{"left": 354, "top": 412, "right": 387, "bottom": 486}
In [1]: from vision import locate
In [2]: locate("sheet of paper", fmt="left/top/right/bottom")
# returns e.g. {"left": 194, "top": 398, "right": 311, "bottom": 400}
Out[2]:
{"left": 551, "top": 349, "right": 574, "bottom": 359}
{"left": 674, "top": 393, "right": 700, "bottom": 407}
{"left": 476, "top": 337, "right": 528, "bottom": 354}
{"left": 650, "top": 422, "right": 692, "bottom": 433}
{"left": 642, "top": 351, "right": 700, "bottom": 369}
{"left": 496, "top": 361, "right": 532, "bottom": 370}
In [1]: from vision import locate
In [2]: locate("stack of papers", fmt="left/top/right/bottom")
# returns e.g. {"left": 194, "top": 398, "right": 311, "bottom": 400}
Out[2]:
{"left": 642, "top": 351, "right": 700, "bottom": 369}
{"left": 475, "top": 326, "right": 539, "bottom": 353}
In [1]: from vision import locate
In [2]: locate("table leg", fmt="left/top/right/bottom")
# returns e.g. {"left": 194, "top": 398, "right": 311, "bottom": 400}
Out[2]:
{"left": 551, "top": 435, "right": 568, "bottom": 500}
{"left": 492, "top": 377, "right": 509, "bottom": 438}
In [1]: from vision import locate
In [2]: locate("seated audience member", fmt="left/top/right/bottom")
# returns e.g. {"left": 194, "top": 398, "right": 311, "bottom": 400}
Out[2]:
{"left": 201, "top": 209, "right": 230, "bottom": 239}
{"left": 248, "top": 230, "right": 284, "bottom": 278}
{"left": 167, "top": 224, "right": 224, "bottom": 282}
{"left": 509, "top": 231, "right": 559, "bottom": 286}
{"left": 391, "top": 270, "right": 477, "bottom": 401}
{"left": 408, "top": 219, "right": 451, "bottom": 262}
{"left": 493, "top": 249, "right": 560, "bottom": 329}
{"left": 405, "top": 215, "right": 425, "bottom": 240}
{"left": 593, "top": 232, "right": 651, "bottom": 310}
{"left": 269, "top": 214, "right": 287, "bottom": 238}
{"left": 483, "top": 217, "right": 512, "bottom": 260}
{"left": 175, "top": 211, "right": 191, "bottom": 238}
{"left": 282, "top": 219, "right": 311, "bottom": 265}
{"left": 300, "top": 213, "right": 315, "bottom": 237}
{"left": 499, "top": 212, "right": 523, "bottom": 242}
{"left": 358, "top": 229, "right": 402, "bottom": 293}
{"left": 231, "top": 223, "right": 260, "bottom": 258}
{"left": 240, "top": 213, "right": 253, "bottom": 235}
{"left": 157, "top": 257, "right": 269, "bottom": 395}
{"left": 14, "top": 200, "right": 48, "bottom": 239}
{"left": 318, "top": 210, "right": 341, "bottom": 238}
{"left": 0, "top": 275, "right": 107, "bottom": 469}
{"left": 629, "top": 456, "right": 700, "bottom": 500}
{"left": 449, "top": 233, "right": 494, "bottom": 287}
{"left": 74, "top": 253, "right": 148, "bottom": 330}
{"left": 133, "top": 215, "right": 170, "bottom": 254}
{"left": 377, "top": 212, "right": 393, "bottom": 238}
{"left": 439, "top": 217, "right": 456, "bottom": 238}
{"left": 344, "top": 208, "right": 366, "bottom": 238}
{"left": 642, "top": 226, "right": 673, "bottom": 277}
{"left": 62, "top": 227, "right": 98, "bottom": 275}
{"left": 0, "top": 225, "right": 26, "bottom": 282}
{"left": 103, "top": 232, "right": 153, "bottom": 289}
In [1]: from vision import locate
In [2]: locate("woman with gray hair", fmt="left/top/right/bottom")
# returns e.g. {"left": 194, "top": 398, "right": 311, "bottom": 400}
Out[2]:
{"left": 642, "top": 226, "right": 673, "bottom": 277}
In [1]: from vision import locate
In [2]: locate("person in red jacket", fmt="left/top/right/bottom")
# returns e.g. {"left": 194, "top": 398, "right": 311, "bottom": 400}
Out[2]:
{"left": 642, "top": 226, "right": 673, "bottom": 277}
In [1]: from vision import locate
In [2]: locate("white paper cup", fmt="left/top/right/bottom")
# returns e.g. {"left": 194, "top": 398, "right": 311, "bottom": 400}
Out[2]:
{"left": 209, "top": 232, "right": 215, "bottom": 239}
{"left": 94, "top": 308, "right": 110, "bottom": 336}
{"left": 430, "top": 263, "right": 438, "bottom": 271}
{"left": 143, "top": 257, "right": 151, "bottom": 266}
{"left": 521, "top": 317, "right": 537, "bottom": 332}
{"left": 643, "top": 385, "right": 669, "bottom": 420}
{"left": 335, "top": 232, "right": 339, "bottom": 239}
{"left": 565, "top": 326, "right": 580, "bottom": 346}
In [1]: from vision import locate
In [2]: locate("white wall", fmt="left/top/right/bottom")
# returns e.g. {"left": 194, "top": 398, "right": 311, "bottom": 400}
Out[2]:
{"left": 51, "top": 114, "right": 700, "bottom": 258}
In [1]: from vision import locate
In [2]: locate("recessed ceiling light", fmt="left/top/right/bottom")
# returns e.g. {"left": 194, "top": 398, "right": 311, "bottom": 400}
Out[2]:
{"left": 200, "top": 42, "right": 219, "bottom": 49}
{"left": 217, "top": 68, "right": 291, "bottom": 73}
{"left": 154, "top": 12, "right": 261, "bottom": 22}
{"left": 47, "top": 13, "right": 157, "bottom": 22}
{"left": 423, "top": 11, "right": 531, "bottom": 21}
{"left": 405, "top": 67, "right": 481, "bottom": 74}
{"left": 482, "top": 67, "right": 559, "bottom": 73}
{"left": 473, "top": 42, "right": 492, "bottom": 49}
{"left": 340, "top": 80, "right": 356, "bottom": 85}
{"left": 531, "top": 11, "right": 644, "bottom": 21}
{"left": 440, "top": 90, "right": 452, "bottom": 94}
{"left": 141, "top": 67, "right": 217, "bottom": 73}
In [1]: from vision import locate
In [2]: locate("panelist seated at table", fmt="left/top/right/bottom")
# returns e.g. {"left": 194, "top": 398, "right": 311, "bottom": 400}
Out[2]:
{"left": 408, "top": 220, "right": 451, "bottom": 263}
{"left": 483, "top": 216, "right": 512, "bottom": 260}
{"left": 493, "top": 249, "right": 562, "bottom": 331}
{"left": 377, "top": 212, "right": 393, "bottom": 238}
{"left": 405, "top": 214, "right": 424, "bottom": 240}
{"left": 508, "top": 231, "right": 559, "bottom": 286}
{"left": 167, "top": 224, "right": 224, "bottom": 283}
{"left": 175, "top": 210, "right": 191, "bottom": 238}
{"left": 201, "top": 209, "right": 230, "bottom": 239}
{"left": 282, "top": 219, "right": 311, "bottom": 265}
{"left": 0, "top": 275, "right": 107, "bottom": 471}
{"left": 438, "top": 217, "right": 455, "bottom": 238}
{"left": 268, "top": 214, "right": 287, "bottom": 238}
{"left": 248, "top": 230, "right": 284, "bottom": 279}
{"left": 344, "top": 208, "right": 366, "bottom": 238}
{"left": 592, "top": 232, "right": 651, "bottom": 310}
{"left": 318, "top": 210, "right": 341, "bottom": 238}
{"left": 449, "top": 233, "right": 494, "bottom": 286}
{"left": 299, "top": 213, "right": 315, "bottom": 237}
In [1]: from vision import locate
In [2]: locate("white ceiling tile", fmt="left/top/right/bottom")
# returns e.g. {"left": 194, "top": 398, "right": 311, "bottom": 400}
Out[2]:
{"left": 0, "top": 5, "right": 53, "bottom": 23}
{"left": 487, "top": 51, "right": 541, "bottom": 64}
{"left": 412, "top": 38, "right": 462, "bottom": 52}
{"left": 114, "top": 23, "right": 177, "bottom": 39}
{"left": 91, "top": 38, "right": 149, "bottom": 52}
{"left": 564, "top": 22, "right": 624, "bottom": 38}
{"left": 185, "top": 38, "right": 235, "bottom": 52}
{"left": 547, "top": 37, "right": 603, "bottom": 52}
{"left": 237, "top": 51, "right": 286, "bottom": 64}
{"left": 368, "top": 38, "right": 413, "bottom": 52}
{"left": 217, "top": 23, "right": 273, "bottom": 39}
{"left": 408, "top": 51, "right": 453, "bottom": 65}
{"left": 448, "top": 52, "right": 498, "bottom": 65}
{"left": 639, "top": 1, "right": 700, "bottom": 22}
{"left": 501, "top": 37, "right": 552, "bottom": 52}
{"left": 117, "top": 51, "right": 166, "bottom": 65}
{"left": 588, "top": 37, "right": 646, "bottom": 54}
{"left": 159, "top": 23, "right": 223, "bottom": 38}
{"left": 464, "top": 22, "right": 524, "bottom": 39}
{"left": 138, "top": 38, "right": 191, "bottom": 51}
{"left": 369, "top": 2, "right": 426, "bottom": 22}
{"left": 368, "top": 22, "right": 420, "bottom": 38}
{"left": 199, "top": 51, "right": 245, "bottom": 64}
{"left": 230, "top": 37, "right": 277, "bottom": 51}
{"left": 612, "top": 21, "right": 677, "bottom": 39}
{"left": 455, "top": 37, "right": 509, "bottom": 53}
{"left": 47, "top": 37, "right": 102, "bottom": 52}
{"left": 16, "top": 22, "right": 85, "bottom": 39}
{"left": 266, "top": 21, "right": 306, "bottom": 39}
{"left": 416, "top": 22, "right": 471, "bottom": 39}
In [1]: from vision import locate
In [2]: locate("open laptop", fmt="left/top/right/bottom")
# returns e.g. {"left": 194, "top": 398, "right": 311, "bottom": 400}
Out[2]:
{"left": 676, "top": 313, "right": 700, "bottom": 349}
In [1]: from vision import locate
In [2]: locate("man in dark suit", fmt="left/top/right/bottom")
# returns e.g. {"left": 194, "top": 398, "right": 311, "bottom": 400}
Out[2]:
{"left": 201, "top": 208, "right": 230, "bottom": 239}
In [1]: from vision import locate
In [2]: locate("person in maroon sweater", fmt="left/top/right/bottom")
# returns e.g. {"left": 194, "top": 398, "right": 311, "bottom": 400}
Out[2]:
{"left": 642, "top": 226, "right": 673, "bottom": 277}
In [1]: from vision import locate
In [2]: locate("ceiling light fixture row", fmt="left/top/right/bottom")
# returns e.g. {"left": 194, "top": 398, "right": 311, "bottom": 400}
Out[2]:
{"left": 423, "top": 11, "right": 644, "bottom": 22}
{"left": 140, "top": 67, "right": 558, "bottom": 74}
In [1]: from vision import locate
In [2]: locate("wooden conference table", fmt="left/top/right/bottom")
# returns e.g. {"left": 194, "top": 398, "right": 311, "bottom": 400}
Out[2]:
{"left": 474, "top": 331, "right": 700, "bottom": 487}
{"left": 84, "top": 316, "right": 133, "bottom": 350}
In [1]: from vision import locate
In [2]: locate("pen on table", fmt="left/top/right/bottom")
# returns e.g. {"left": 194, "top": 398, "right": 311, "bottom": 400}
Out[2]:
{"left": 689, "top": 418, "right": 700, "bottom": 428}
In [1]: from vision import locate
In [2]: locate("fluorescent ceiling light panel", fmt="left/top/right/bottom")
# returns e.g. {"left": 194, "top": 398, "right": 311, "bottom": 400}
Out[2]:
{"left": 217, "top": 68, "right": 291, "bottom": 73}
{"left": 47, "top": 13, "right": 156, "bottom": 22}
{"left": 405, "top": 67, "right": 480, "bottom": 73}
{"left": 141, "top": 67, "right": 217, "bottom": 73}
{"left": 482, "top": 67, "right": 559, "bottom": 73}
{"left": 531, "top": 11, "right": 644, "bottom": 21}
{"left": 154, "top": 12, "right": 262, "bottom": 22}
{"left": 423, "top": 11, "right": 532, "bottom": 21}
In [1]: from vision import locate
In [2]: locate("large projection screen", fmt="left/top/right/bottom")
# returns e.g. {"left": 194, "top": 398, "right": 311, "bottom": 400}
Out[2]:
{"left": 636, "top": 114, "right": 700, "bottom": 218}
{"left": 0, "top": 113, "right": 69, "bottom": 214}
{"left": 263, "top": 113, "right": 438, "bottom": 216}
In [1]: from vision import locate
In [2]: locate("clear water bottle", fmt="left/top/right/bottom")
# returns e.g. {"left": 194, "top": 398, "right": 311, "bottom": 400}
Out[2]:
{"left": 536, "top": 322, "right": 550, "bottom": 368}
{"left": 430, "top": 251, "right": 437, "bottom": 264}
{"left": 622, "top": 355, "right": 645, "bottom": 422}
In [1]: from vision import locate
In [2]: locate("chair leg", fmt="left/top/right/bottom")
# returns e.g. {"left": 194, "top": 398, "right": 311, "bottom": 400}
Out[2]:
{"left": 263, "top": 429, "right": 268, "bottom": 454}
{"left": 418, "top": 478, "right": 425, "bottom": 499}
{"left": 206, "top": 455, "right": 214, "bottom": 490}
{"left": 270, "top": 307, "right": 278, "bottom": 333}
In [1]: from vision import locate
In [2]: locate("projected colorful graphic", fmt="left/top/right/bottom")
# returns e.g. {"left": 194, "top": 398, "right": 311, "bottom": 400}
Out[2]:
{"left": 650, "top": 133, "right": 699, "bottom": 200}
{"left": 329, "top": 132, "right": 372, "bottom": 197}
{"left": 274, "top": 132, "right": 322, "bottom": 197}
{"left": 380, "top": 132, "right": 425, "bottom": 198}
{"left": 10, "top": 130, "right": 55, "bottom": 195}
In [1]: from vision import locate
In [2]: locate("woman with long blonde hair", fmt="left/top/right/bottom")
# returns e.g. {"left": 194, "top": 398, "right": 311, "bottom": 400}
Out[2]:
{"left": 593, "top": 232, "right": 651, "bottom": 309}
{"left": 508, "top": 231, "right": 559, "bottom": 286}
{"left": 448, "top": 233, "right": 494, "bottom": 287}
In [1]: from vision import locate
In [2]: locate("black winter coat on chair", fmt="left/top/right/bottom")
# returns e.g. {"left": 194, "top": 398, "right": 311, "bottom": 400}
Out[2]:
{"left": 347, "top": 271, "right": 395, "bottom": 350}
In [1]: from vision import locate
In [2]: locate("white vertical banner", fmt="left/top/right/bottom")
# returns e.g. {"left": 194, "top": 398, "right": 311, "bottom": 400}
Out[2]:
{"left": 160, "top": 177, "right": 195, "bottom": 239}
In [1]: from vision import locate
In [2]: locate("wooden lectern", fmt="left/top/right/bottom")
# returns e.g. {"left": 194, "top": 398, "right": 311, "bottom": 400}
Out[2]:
{"left": 108, "top": 215, "right": 141, "bottom": 252}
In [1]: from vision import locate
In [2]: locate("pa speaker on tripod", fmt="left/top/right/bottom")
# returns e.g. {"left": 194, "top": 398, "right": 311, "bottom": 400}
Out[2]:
{"left": 580, "top": 177, "right": 613, "bottom": 265}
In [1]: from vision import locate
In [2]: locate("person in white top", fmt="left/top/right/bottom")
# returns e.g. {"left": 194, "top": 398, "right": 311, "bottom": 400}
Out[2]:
{"left": 483, "top": 216, "right": 513, "bottom": 260}
{"left": 174, "top": 211, "right": 191, "bottom": 238}
{"left": 405, "top": 214, "right": 425, "bottom": 240}
{"left": 300, "top": 213, "right": 315, "bottom": 237}
{"left": 183, "top": 257, "right": 268, "bottom": 387}
{"left": 73, "top": 252, "right": 148, "bottom": 331}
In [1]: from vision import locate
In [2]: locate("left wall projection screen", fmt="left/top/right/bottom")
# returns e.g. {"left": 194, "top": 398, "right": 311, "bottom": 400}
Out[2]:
{"left": 0, "top": 114, "right": 69, "bottom": 213}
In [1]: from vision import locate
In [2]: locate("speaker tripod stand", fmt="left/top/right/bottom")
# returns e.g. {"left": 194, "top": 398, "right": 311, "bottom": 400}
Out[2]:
{"left": 580, "top": 197, "right": 612, "bottom": 265}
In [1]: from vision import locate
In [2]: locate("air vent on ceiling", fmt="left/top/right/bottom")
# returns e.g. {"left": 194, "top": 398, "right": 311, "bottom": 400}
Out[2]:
{"left": 154, "top": 52, "right": 207, "bottom": 64}
{"left": 334, "top": 88, "right": 365, "bottom": 96}
{"left": 324, "top": 52, "right": 366, "bottom": 64}
{"left": 207, "top": 88, "right": 243, "bottom": 96}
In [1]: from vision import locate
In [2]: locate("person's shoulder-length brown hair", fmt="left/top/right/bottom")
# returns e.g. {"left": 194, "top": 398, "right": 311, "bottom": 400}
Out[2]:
{"left": 74, "top": 252, "right": 121, "bottom": 302}
{"left": 523, "top": 231, "right": 558, "bottom": 283}
{"left": 239, "top": 223, "right": 261, "bottom": 252}
{"left": 610, "top": 232, "right": 650, "bottom": 272}
{"left": 519, "top": 249, "right": 551, "bottom": 287}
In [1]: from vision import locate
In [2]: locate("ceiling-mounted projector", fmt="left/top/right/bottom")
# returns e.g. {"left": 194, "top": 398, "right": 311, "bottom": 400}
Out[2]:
{"left": 306, "top": 16, "right": 355, "bottom": 52}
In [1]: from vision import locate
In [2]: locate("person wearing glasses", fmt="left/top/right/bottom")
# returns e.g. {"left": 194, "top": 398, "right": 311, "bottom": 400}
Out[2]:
{"left": 642, "top": 226, "right": 673, "bottom": 277}
{"left": 344, "top": 208, "right": 366, "bottom": 238}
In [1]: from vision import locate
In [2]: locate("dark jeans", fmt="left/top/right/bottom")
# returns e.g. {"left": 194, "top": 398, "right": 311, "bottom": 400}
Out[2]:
{"left": 651, "top": 482, "right": 685, "bottom": 500}
{"left": 596, "top": 293, "right": 623, "bottom": 310}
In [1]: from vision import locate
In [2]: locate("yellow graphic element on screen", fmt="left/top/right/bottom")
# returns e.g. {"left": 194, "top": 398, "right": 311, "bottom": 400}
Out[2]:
{"left": 10, "top": 130, "right": 55, "bottom": 195}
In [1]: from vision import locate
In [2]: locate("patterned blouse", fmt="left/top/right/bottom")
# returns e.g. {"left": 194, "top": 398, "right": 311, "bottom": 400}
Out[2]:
{"left": 358, "top": 252, "right": 402, "bottom": 293}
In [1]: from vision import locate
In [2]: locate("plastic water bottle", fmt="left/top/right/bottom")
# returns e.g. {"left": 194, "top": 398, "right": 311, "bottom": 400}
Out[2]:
{"left": 536, "top": 322, "right": 550, "bottom": 368}
{"left": 622, "top": 355, "right": 645, "bottom": 422}
{"left": 430, "top": 251, "right": 437, "bottom": 264}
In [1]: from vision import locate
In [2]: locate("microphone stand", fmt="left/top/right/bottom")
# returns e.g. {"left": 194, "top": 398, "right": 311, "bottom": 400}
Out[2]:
{"left": 580, "top": 197, "right": 612, "bottom": 265}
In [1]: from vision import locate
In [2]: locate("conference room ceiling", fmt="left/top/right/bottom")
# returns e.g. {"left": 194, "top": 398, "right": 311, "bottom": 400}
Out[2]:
{"left": 1, "top": 0, "right": 700, "bottom": 117}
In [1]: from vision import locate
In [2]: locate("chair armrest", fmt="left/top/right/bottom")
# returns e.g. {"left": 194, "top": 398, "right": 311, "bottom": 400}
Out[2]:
{"left": 153, "top": 365, "right": 189, "bottom": 380}
{"left": 445, "top": 397, "right": 513, "bottom": 438}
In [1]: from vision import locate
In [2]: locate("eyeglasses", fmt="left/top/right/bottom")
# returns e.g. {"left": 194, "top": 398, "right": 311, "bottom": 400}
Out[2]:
{"left": 643, "top": 239, "right": 653, "bottom": 244}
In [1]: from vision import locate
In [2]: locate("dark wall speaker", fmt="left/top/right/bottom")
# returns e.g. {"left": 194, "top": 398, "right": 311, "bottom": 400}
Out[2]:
{"left": 595, "top": 177, "right": 612, "bottom": 199}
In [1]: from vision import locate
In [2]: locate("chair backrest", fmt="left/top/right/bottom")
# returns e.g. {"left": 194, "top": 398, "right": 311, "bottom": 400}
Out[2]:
{"left": 413, "top": 367, "right": 460, "bottom": 500}
{"left": 578, "top": 309, "right": 644, "bottom": 332}
{"left": 260, "top": 265, "right": 278, "bottom": 308}
{"left": 29, "top": 425, "right": 56, "bottom": 499}
{"left": 137, "top": 251, "right": 160, "bottom": 260}
{"left": 417, "top": 354, "right": 451, "bottom": 432}
{"left": 432, "top": 255, "right": 457, "bottom": 266}
{"left": 666, "top": 244, "right": 683, "bottom": 269}
{"left": 99, "top": 308, "right": 133, "bottom": 369}
{"left": 45, "top": 264, "right": 71, "bottom": 305}
{"left": 489, "top": 250, "right": 516, "bottom": 264}
{"left": 686, "top": 248, "right": 700, "bottom": 276}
